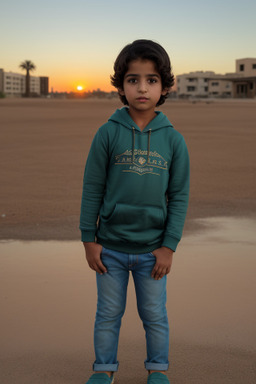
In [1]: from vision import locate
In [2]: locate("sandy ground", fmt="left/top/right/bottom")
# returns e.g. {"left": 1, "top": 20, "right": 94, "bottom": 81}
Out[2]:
{"left": 1, "top": 220, "right": 256, "bottom": 384}
{"left": 0, "top": 98, "right": 256, "bottom": 239}
{"left": 0, "top": 98, "right": 256, "bottom": 383}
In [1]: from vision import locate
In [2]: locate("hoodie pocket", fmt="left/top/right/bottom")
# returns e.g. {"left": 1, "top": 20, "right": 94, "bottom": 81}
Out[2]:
{"left": 100, "top": 203, "right": 165, "bottom": 244}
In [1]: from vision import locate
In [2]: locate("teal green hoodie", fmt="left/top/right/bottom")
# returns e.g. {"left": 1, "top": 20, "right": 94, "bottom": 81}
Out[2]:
{"left": 80, "top": 107, "right": 189, "bottom": 253}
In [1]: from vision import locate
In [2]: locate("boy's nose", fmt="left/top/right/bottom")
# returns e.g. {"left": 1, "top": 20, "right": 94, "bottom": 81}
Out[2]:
{"left": 138, "top": 81, "right": 147, "bottom": 93}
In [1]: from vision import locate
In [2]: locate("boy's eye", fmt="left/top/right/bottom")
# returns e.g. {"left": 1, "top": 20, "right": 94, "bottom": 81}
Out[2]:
{"left": 127, "top": 78, "right": 137, "bottom": 83}
{"left": 126, "top": 77, "right": 158, "bottom": 84}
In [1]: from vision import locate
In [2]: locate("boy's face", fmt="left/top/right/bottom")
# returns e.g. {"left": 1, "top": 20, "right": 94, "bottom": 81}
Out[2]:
{"left": 119, "top": 59, "right": 167, "bottom": 113}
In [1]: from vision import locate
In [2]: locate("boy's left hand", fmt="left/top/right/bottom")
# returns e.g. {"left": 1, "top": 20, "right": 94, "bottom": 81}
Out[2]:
{"left": 151, "top": 247, "right": 174, "bottom": 280}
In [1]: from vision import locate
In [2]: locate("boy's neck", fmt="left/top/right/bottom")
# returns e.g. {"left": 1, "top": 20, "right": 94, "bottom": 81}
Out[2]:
{"left": 128, "top": 108, "right": 156, "bottom": 131}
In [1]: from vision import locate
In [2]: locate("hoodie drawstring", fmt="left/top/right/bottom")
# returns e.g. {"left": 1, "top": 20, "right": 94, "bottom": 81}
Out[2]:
{"left": 132, "top": 127, "right": 151, "bottom": 165}
{"left": 147, "top": 129, "right": 151, "bottom": 164}
{"left": 132, "top": 127, "right": 135, "bottom": 163}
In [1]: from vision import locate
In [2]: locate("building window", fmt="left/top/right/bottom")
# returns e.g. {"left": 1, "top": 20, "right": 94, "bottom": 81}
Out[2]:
{"left": 250, "top": 82, "right": 254, "bottom": 90}
{"left": 212, "top": 82, "right": 219, "bottom": 86}
{"left": 252, "top": 64, "right": 256, "bottom": 69}
{"left": 204, "top": 87, "right": 208, "bottom": 92}
{"left": 204, "top": 79, "right": 208, "bottom": 82}
{"left": 177, "top": 78, "right": 180, "bottom": 83}
{"left": 239, "top": 64, "right": 244, "bottom": 71}
{"left": 237, "top": 84, "right": 246, "bottom": 93}
{"left": 187, "top": 86, "right": 196, "bottom": 92}
{"left": 188, "top": 78, "right": 195, "bottom": 82}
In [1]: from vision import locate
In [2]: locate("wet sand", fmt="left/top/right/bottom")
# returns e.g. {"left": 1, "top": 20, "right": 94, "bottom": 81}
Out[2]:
{"left": 1, "top": 217, "right": 256, "bottom": 383}
{"left": 0, "top": 99, "right": 256, "bottom": 383}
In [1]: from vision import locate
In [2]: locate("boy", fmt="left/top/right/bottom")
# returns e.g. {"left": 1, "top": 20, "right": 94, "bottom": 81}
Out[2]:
{"left": 80, "top": 39, "right": 189, "bottom": 384}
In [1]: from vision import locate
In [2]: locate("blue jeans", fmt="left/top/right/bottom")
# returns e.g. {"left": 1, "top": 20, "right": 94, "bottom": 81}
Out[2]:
{"left": 93, "top": 247, "right": 169, "bottom": 372}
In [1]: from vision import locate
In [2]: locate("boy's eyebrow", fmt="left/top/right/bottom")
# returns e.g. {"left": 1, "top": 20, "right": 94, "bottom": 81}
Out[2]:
{"left": 124, "top": 73, "right": 160, "bottom": 78}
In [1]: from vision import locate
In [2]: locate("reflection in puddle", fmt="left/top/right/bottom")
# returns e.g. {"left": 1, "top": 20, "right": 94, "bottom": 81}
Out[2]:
{"left": 187, "top": 216, "right": 256, "bottom": 246}
{"left": 1, "top": 216, "right": 255, "bottom": 257}
{"left": 0, "top": 216, "right": 255, "bottom": 354}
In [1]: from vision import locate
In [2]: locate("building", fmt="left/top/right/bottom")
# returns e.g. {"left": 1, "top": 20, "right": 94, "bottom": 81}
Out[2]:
{"left": 0, "top": 68, "right": 49, "bottom": 97}
{"left": 208, "top": 76, "right": 234, "bottom": 98}
{"left": 39, "top": 77, "right": 49, "bottom": 96}
{"left": 176, "top": 58, "right": 256, "bottom": 99}
{"left": 177, "top": 71, "right": 216, "bottom": 98}
{"left": 230, "top": 58, "right": 256, "bottom": 98}
{"left": 0, "top": 68, "right": 4, "bottom": 94}
{"left": 0, "top": 69, "right": 25, "bottom": 96}
{"left": 236, "top": 58, "right": 256, "bottom": 77}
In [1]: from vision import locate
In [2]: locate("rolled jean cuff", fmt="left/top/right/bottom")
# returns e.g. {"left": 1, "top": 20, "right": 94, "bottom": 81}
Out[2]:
{"left": 93, "top": 362, "right": 119, "bottom": 372}
{"left": 145, "top": 362, "right": 169, "bottom": 371}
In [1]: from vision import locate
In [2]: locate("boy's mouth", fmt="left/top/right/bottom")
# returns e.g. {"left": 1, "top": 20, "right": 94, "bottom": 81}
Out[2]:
{"left": 136, "top": 97, "right": 149, "bottom": 102}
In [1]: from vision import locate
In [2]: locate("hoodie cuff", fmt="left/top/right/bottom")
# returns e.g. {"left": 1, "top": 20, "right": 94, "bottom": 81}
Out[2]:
{"left": 161, "top": 235, "right": 180, "bottom": 252}
{"left": 81, "top": 230, "right": 96, "bottom": 242}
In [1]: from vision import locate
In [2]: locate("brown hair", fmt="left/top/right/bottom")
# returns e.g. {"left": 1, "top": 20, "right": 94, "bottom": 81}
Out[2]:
{"left": 111, "top": 39, "right": 174, "bottom": 106}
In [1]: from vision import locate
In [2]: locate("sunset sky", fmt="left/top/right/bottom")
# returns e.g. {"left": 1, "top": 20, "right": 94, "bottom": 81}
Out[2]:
{"left": 1, "top": 0, "right": 255, "bottom": 92}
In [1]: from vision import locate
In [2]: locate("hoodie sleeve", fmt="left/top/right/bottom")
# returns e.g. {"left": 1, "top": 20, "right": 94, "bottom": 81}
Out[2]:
{"left": 162, "top": 134, "right": 190, "bottom": 252}
{"left": 79, "top": 128, "right": 109, "bottom": 242}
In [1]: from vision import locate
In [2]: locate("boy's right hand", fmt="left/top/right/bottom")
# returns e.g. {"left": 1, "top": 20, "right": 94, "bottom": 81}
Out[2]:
{"left": 83, "top": 242, "right": 107, "bottom": 275}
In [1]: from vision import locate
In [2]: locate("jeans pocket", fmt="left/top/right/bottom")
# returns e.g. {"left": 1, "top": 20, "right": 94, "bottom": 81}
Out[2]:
{"left": 100, "top": 246, "right": 106, "bottom": 256}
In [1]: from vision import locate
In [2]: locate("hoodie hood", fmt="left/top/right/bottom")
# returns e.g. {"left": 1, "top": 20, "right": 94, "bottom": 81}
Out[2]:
{"left": 108, "top": 107, "right": 173, "bottom": 133}
{"left": 108, "top": 107, "right": 174, "bottom": 164}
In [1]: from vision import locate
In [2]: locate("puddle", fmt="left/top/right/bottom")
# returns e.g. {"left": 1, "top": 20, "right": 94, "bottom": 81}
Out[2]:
{"left": 187, "top": 216, "right": 256, "bottom": 246}
{"left": 0, "top": 216, "right": 255, "bottom": 356}
{"left": 169, "top": 216, "right": 256, "bottom": 350}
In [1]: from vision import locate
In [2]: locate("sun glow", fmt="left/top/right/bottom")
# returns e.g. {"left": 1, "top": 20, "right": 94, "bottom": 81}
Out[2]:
{"left": 77, "top": 85, "right": 83, "bottom": 91}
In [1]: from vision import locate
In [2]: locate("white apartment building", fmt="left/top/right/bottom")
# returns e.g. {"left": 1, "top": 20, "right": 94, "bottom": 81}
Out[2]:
{"left": 176, "top": 58, "right": 256, "bottom": 99}
{"left": 176, "top": 71, "right": 214, "bottom": 98}
{"left": 208, "top": 77, "right": 233, "bottom": 98}
{"left": 0, "top": 69, "right": 41, "bottom": 97}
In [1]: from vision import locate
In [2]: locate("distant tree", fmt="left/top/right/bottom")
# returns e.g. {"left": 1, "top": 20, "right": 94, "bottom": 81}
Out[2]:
{"left": 19, "top": 60, "right": 36, "bottom": 97}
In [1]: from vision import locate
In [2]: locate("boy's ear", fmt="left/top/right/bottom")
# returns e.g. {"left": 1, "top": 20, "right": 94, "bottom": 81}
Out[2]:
{"left": 161, "top": 88, "right": 169, "bottom": 96}
{"left": 118, "top": 88, "right": 125, "bottom": 96}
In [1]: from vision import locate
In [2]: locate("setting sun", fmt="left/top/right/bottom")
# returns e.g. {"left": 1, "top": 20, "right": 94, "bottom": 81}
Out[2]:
{"left": 77, "top": 85, "right": 83, "bottom": 91}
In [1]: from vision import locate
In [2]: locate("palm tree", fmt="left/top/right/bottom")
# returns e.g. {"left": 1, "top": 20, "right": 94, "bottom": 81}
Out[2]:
{"left": 19, "top": 60, "right": 36, "bottom": 97}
